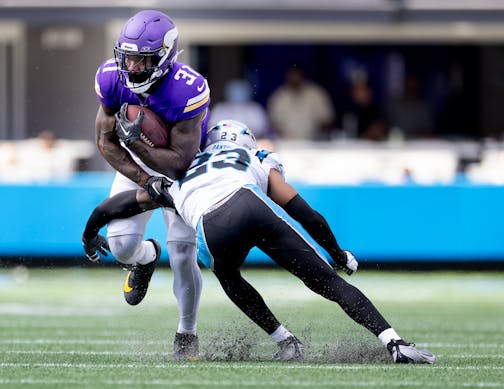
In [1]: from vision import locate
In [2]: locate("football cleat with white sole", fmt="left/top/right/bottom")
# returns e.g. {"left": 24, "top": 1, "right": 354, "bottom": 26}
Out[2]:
{"left": 172, "top": 333, "right": 199, "bottom": 361}
{"left": 387, "top": 339, "right": 436, "bottom": 364}
{"left": 123, "top": 239, "right": 160, "bottom": 306}
{"left": 273, "top": 336, "right": 305, "bottom": 362}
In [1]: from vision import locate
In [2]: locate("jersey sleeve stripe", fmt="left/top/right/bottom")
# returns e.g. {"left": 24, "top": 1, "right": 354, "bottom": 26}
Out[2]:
{"left": 95, "top": 87, "right": 104, "bottom": 99}
{"left": 102, "top": 66, "right": 118, "bottom": 72}
{"left": 183, "top": 94, "right": 210, "bottom": 113}
{"left": 94, "top": 73, "right": 104, "bottom": 99}
{"left": 186, "top": 81, "right": 210, "bottom": 105}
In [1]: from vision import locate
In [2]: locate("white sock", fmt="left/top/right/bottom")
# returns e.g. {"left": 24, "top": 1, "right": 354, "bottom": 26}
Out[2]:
{"left": 137, "top": 240, "right": 157, "bottom": 265}
{"left": 270, "top": 325, "right": 294, "bottom": 343}
{"left": 378, "top": 328, "right": 401, "bottom": 346}
{"left": 109, "top": 235, "right": 156, "bottom": 266}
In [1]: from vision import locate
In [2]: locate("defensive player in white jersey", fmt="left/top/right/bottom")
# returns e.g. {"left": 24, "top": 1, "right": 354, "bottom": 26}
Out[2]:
{"left": 83, "top": 120, "right": 436, "bottom": 364}
{"left": 84, "top": 10, "right": 209, "bottom": 360}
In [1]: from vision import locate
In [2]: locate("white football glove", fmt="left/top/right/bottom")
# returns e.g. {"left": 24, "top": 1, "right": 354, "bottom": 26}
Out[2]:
{"left": 341, "top": 250, "right": 358, "bottom": 275}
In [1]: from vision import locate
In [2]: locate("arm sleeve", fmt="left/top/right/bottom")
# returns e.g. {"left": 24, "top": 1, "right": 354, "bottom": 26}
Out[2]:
{"left": 283, "top": 194, "right": 347, "bottom": 267}
{"left": 82, "top": 190, "right": 144, "bottom": 241}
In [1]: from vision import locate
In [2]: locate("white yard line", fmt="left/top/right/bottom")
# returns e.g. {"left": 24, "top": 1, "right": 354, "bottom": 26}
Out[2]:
{"left": 0, "top": 377, "right": 502, "bottom": 388}
{"left": 0, "top": 362, "right": 503, "bottom": 370}
{"left": 0, "top": 339, "right": 161, "bottom": 345}
{"left": 0, "top": 304, "right": 123, "bottom": 316}
{"left": 4, "top": 350, "right": 503, "bottom": 359}
{"left": 3, "top": 350, "right": 166, "bottom": 356}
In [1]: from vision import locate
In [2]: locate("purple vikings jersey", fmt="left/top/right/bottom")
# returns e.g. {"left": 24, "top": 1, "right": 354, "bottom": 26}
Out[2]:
{"left": 95, "top": 59, "right": 210, "bottom": 146}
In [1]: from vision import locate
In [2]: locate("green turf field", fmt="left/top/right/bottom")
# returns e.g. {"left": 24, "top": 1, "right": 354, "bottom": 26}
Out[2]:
{"left": 0, "top": 267, "right": 503, "bottom": 388}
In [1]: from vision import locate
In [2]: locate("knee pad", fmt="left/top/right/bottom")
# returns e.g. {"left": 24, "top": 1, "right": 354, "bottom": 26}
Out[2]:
{"left": 108, "top": 235, "right": 143, "bottom": 264}
{"left": 167, "top": 242, "right": 197, "bottom": 269}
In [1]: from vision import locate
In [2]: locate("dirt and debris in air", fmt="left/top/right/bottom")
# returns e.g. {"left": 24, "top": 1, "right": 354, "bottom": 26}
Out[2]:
{"left": 198, "top": 321, "right": 390, "bottom": 363}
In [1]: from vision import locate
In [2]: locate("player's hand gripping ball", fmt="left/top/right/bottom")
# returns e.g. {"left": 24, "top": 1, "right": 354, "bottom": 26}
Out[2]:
{"left": 123, "top": 104, "right": 170, "bottom": 148}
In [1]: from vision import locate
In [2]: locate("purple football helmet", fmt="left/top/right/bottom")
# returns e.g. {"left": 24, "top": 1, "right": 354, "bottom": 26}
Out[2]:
{"left": 114, "top": 10, "right": 180, "bottom": 93}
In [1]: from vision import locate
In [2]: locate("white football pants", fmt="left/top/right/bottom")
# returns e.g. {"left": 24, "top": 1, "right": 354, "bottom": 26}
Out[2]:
{"left": 107, "top": 171, "right": 202, "bottom": 335}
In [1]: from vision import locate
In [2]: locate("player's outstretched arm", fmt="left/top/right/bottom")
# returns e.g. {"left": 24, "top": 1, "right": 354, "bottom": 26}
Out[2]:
{"left": 126, "top": 110, "right": 206, "bottom": 180}
{"left": 83, "top": 190, "right": 148, "bottom": 241}
{"left": 81, "top": 189, "right": 165, "bottom": 263}
{"left": 82, "top": 182, "right": 174, "bottom": 242}
{"left": 96, "top": 104, "right": 151, "bottom": 187}
{"left": 267, "top": 169, "right": 357, "bottom": 274}
{"left": 82, "top": 182, "right": 176, "bottom": 243}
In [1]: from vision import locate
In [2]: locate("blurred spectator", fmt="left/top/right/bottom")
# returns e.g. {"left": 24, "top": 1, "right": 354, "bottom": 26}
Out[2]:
{"left": 340, "top": 77, "right": 388, "bottom": 141}
{"left": 210, "top": 79, "right": 275, "bottom": 150}
{"left": 267, "top": 66, "right": 335, "bottom": 141}
{"left": 386, "top": 74, "right": 435, "bottom": 139}
{"left": 0, "top": 129, "right": 94, "bottom": 183}
{"left": 210, "top": 79, "right": 271, "bottom": 139}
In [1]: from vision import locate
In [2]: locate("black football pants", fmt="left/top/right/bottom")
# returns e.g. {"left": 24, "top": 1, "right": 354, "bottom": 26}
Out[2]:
{"left": 201, "top": 186, "right": 390, "bottom": 336}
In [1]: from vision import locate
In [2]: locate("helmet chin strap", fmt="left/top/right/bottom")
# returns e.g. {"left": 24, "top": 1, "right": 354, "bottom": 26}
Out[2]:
{"left": 126, "top": 67, "right": 162, "bottom": 94}
{"left": 173, "top": 49, "right": 183, "bottom": 62}
{"left": 125, "top": 50, "right": 179, "bottom": 94}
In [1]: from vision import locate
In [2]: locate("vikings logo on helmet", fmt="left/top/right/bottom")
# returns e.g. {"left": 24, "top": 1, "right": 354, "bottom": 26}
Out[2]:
{"left": 114, "top": 10, "right": 181, "bottom": 94}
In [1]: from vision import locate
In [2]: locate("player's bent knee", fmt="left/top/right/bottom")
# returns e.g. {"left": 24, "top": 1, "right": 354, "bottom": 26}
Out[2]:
{"left": 108, "top": 235, "right": 143, "bottom": 264}
{"left": 167, "top": 242, "right": 196, "bottom": 266}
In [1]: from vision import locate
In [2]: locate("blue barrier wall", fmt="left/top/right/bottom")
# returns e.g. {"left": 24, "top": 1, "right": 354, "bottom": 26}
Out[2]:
{"left": 1, "top": 172, "right": 503, "bottom": 263}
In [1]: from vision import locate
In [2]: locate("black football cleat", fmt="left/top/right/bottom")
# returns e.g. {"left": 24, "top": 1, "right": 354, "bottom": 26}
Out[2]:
{"left": 123, "top": 239, "right": 160, "bottom": 306}
{"left": 172, "top": 333, "right": 200, "bottom": 361}
{"left": 387, "top": 339, "right": 436, "bottom": 364}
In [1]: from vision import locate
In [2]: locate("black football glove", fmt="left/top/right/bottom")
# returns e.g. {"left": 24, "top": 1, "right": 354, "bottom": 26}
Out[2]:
{"left": 144, "top": 176, "right": 175, "bottom": 208}
{"left": 115, "top": 103, "right": 144, "bottom": 147}
{"left": 82, "top": 234, "right": 110, "bottom": 264}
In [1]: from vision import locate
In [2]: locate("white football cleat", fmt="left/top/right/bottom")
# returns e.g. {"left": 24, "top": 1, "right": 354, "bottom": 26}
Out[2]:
{"left": 387, "top": 339, "right": 436, "bottom": 364}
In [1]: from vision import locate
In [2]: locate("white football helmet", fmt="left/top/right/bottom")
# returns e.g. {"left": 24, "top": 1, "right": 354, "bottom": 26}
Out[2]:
{"left": 205, "top": 120, "right": 257, "bottom": 150}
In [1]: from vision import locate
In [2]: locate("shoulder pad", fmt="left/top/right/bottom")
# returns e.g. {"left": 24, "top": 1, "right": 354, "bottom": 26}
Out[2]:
{"left": 256, "top": 150, "right": 285, "bottom": 176}
{"left": 255, "top": 149, "right": 271, "bottom": 162}
{"left": 170, "top": 63, "right": 210, "bottom": 117}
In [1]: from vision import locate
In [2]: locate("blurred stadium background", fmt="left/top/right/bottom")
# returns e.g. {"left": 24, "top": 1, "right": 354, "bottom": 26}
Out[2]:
{"left": 1, "top": 2, "right": 504, "bottom": 388}
{"left": 1, "top": 0, "right": 504, "bottom": 267}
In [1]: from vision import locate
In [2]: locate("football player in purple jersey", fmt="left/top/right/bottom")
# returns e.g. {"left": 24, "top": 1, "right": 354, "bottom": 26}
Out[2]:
{"left": 84, "top": 10, "right": 209, "bottom": 360}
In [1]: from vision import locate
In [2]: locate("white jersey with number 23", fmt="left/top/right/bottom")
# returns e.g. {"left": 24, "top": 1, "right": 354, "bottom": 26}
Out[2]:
{"left": 169, "top": 145, "right": 285, "bottom": 230}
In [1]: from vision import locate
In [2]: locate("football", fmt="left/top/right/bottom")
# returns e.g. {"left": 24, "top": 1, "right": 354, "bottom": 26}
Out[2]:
{"left": 126, "top": 105, "right": 169, "bottom": 148}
